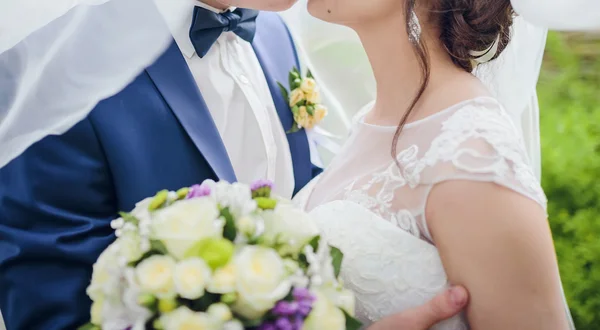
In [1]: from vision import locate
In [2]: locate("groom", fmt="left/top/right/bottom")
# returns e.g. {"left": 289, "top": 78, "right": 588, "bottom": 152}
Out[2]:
{"left": 0, "top": 0, "right": 466, "bottom": 329}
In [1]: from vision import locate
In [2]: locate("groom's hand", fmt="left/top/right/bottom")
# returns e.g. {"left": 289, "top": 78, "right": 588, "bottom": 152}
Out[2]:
{"left": 367, "top": 286, "right": 469, "bottom": 330}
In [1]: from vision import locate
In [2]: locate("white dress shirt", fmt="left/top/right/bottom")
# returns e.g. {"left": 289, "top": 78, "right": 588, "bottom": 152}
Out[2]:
{"left": 154, "top": 0, "right": 295, "bottom": 198}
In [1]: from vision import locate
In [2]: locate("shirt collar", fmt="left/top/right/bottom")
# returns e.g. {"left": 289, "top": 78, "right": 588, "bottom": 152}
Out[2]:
{"left": 154, "top": 0, "right": 236, "bottom": 59}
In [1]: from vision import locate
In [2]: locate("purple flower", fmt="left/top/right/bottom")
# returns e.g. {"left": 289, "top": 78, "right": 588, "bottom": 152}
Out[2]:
{"left": 258, "top": 322, "right": 276, "bottom": 330}
{"left": 292, "top": 287, "right": 315, "bottom": 303}
{"left": 186, "top": 184, "right": 211, "bottom": 199}
{"left": 275, "top": 317, "right": 294, "bottom": 330}
{"left": 297, "top": 300, "right": 313, "bottom": 317}
{"left": 251, "top": 179, "right": 274, "bottom": 198}
{"left": 273, "top": 301, "right": 298, "bottom": 316}
{"left": 250, "top": 179, "right": 274, "bottom": 191}
{"left": 293, "top": 315, "right": 305, "bottom": 330}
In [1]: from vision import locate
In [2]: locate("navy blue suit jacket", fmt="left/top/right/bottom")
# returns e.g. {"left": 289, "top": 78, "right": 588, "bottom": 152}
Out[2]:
{"left": 0, "top": 12, "right": 321, "bottom": 329}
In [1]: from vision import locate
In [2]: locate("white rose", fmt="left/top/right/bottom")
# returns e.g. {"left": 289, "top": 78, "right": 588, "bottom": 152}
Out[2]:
{"left": 207, "top": 262, "right": 236, "bottom": 294}
{"left": 223, "top": 320, "right": 244, "bottom": 330}
{"left": 261, "top": 204, "right": 320, "bottom": 255}
{"left": 150, "top": 198, "right": 222, "bottom": 259}
{"left": 135, "top": 255, "right": 176, "bottom": 298}
{"left": 302, "top": 291, "right": 346, "bottom": 330}
{"left": 289, "top": 88, "right": 306, "bottom": 107}
{"left": 87, "top": 243, "right": 121, "bottom": 301}
{"left": 206, "top": 303, "right": 233, "bottom": 322}
{"left": 300, "top": 78, "right": 317, "bottom": 94}
{"left": 305, "top": 89, "right": 321, "bottom": 104}
{"left": 173, "top": 257, "right": 212, "bottom": 299}
{"left": 90, "top": 296, "right": 104, "bottom": 325}
{"left": 160, "top": 306, "right": 220, "bottom": 330}
{"left": 231, "top": 246, "right": 291, "bottom": 319}
{"left": 117, "top": 230, "right": 144, "bottom": 263}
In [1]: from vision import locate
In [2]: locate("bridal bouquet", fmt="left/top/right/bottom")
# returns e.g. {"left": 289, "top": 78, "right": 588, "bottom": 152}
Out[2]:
{"left": 80, "top": 180, "right": 360, "bottom": 330}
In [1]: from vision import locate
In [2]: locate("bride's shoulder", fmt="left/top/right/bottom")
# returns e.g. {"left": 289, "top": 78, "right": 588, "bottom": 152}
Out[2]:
{"left": 415, "top": 96, "right": 547, "bottom": 208}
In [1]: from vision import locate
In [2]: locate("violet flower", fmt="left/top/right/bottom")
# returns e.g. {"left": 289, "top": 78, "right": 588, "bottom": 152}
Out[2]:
{"left": 186, "top": 183, "right": 211, "bottom": 199}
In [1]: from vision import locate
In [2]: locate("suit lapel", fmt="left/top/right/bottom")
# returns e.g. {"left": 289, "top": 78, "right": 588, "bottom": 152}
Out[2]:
{"left": 146, "top": 41, "right": 236, "bottom": 183}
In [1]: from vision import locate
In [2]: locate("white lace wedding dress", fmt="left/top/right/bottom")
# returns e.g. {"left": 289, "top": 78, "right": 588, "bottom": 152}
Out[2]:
{"left": 294, "top": 97, "right": 547, "bottom": 329}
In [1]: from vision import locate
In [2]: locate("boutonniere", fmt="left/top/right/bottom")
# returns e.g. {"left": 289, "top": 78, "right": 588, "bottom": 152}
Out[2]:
{"left": 278, "top": 67, "right": 328, "bottom": 133}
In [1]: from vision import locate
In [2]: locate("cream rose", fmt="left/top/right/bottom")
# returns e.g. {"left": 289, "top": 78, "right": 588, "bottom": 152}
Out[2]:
{"left": 150, "top": 198, "right": 222, "bottom": 259}
{"left": 261, "top": 204, "right": 320, "bottom": 255}
{"left": 294, "top": 106, "right": 315, "bottom": 129}
{"left": 300, "top": 78, "right": 317, "bottom": 94}
{"left": 173, "top": 257, "right": 212, "bottom": 299}
{"left": 305, "top": 89, "right": 321, "bottom": 104}
{"left": 207, "top": 262, "right": 236, "bottom": 294}
{"left": 160, "top": 306, "right": 220, "bottom": 330}
{"left": 313, "top": 104, "right": 328, "bottom": 124}
{"left": 135, "top": 255, "right": 177, "bottom": 298}
{"left": 231, "top": 246, "right": 291, "bottom": 319}
{"left": 302, "top": 291, "right": 346, "bottom": 330}
{"left": 289, "top": 88, "right": 306, "bottom": 107}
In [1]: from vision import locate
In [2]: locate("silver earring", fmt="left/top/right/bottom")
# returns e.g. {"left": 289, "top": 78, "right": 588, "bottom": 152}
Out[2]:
{"left": 409, "top": 11, "right": 422, "bottom": 43}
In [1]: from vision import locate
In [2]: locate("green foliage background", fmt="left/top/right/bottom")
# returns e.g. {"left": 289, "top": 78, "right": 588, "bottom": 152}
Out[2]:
{"left": 539, "top": 32, "right": 600, "bottom": 329}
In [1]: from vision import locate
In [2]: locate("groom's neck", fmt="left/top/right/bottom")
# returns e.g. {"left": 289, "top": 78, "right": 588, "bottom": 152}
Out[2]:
{"left": 198, "top": 0, "right": 230, "bottom": 11}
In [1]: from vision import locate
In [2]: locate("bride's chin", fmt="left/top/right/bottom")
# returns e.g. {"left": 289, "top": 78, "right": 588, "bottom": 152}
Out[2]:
{"left": 307, "top": 0, "right": 335, "bottom": 22}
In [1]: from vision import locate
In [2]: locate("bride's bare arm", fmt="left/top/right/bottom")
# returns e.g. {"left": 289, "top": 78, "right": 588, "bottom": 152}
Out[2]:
{"left": 427, "top": 180, "right": 569, "bottom": 330}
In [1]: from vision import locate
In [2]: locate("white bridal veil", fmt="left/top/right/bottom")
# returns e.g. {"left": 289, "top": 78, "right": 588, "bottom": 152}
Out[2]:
{"left": 0, "top": 0, "right": 173, "bottom": 169}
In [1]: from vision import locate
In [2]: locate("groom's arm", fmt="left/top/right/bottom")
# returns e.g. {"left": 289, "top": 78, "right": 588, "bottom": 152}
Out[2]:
{"left": 0, "top": 119, "right": 116, "bottom": 330}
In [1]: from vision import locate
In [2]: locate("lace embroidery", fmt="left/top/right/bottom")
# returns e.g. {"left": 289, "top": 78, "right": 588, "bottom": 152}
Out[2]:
{"left": 342, "top": 102, "right": 547, "bottom": 239}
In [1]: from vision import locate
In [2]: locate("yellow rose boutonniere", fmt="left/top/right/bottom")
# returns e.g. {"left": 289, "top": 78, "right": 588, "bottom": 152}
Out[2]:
{"left": 278, "top": 67, "right": 328, "bottom": 133}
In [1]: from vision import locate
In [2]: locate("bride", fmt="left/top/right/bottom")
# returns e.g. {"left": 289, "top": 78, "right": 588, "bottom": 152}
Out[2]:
{"left": 291, "top": 0, "right": 574, "bottom": 329}
{"left": 0, "top": 0, "right": 585, "bottom": 329}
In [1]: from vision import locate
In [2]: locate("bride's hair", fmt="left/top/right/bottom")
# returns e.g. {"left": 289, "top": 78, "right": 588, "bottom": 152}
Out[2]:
{"left": 392, "top": 0, "right": 514, "bottom": 158}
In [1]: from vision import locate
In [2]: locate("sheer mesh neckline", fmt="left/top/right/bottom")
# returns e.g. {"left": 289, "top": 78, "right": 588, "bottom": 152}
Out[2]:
{"left": 359, "top": 96, "right": 500, "bottom": 130}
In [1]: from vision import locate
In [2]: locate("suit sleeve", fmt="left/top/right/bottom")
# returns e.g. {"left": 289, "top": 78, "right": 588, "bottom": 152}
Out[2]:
{"left": 0, "top": 119, "right": 117, "bottom": 330}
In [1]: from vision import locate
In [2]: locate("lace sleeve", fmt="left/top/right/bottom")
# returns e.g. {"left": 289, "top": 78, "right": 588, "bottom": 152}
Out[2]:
{"left": 420, "top": 101, "right": 547, "bottom": 210}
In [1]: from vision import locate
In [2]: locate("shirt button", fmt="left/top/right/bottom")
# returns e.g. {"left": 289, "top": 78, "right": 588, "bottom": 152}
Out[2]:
{"left": 239, "top": 74, "right": 250, "bottom": 84}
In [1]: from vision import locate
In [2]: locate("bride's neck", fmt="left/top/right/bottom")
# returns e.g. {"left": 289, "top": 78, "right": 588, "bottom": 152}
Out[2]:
{"left": 352, "top": 15, "right": 460, "bottom": 124}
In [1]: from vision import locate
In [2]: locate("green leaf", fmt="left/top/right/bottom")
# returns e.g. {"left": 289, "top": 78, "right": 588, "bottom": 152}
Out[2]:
{"left": 307, "top": 69, "right": 314, "bottom": 79}
{"left": 286, "top": 124, "right": 302, "bottom": 134}
{"left": 150, "top": 240, "right": 169, "bottom": 254}
{"left": 220, "top": 207, "right": 237, "bottom": 242}
{"left": 343, "top": 310, "right": 363, "bottom": 330}
{"left": 308, "top": 235, "right": 320, "bottom": 251}
{"left": 118, "top": 211, "right": 139, "bottom": 226}
{"left": 306, "top": 105, "right": 315, "bottom": 116}
{"left": 77, "top": 323, "right": 100, "bottom": 330}
{"left": 277, "top": 81, "right": 290, "bottom": 101}
{"left": 330, "top": 245, "right": 344, "bottom": 278}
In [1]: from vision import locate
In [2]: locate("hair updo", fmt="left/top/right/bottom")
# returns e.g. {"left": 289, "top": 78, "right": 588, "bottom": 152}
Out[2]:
{"left": 436, "top": 0, "right": 514, "bottom": 72}
{"left": 392, "top": 0, "right": 514, "bottom": 160}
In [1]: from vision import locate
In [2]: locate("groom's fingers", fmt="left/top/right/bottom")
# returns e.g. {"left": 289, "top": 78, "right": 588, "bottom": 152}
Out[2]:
{"left": 370, "top": 286, "right": 469, "bottom": 330}
{"left": 402, "top": 286, "right": 469, "bottom": 329}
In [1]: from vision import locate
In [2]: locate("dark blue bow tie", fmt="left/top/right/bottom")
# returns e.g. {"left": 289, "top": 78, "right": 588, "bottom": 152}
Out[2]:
{"left": 189, "top": 6, "right": 259, "bottom": 58}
